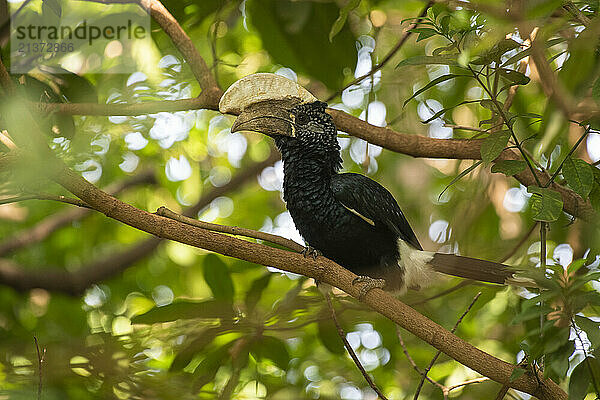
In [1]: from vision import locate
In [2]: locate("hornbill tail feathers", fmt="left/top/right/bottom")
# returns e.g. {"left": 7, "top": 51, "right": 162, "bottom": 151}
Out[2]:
{"left": 427, "top": 253, "right": 534, "bottom": 287}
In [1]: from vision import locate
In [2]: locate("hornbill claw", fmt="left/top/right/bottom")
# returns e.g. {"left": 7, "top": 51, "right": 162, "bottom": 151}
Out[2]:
{"left": 352, "top": 276, "right": 386, "bottom": 300}
{"left": 301, "top": 245, "right": 321, "bottom": 260}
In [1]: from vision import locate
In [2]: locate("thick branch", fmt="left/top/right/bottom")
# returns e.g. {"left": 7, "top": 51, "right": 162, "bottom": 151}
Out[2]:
{"left": 35, "top": 96, "right": 211, "bottom": 116}
{"left": 48, "top": 163, "right": 566, "bottom": 399}
{"left": 156, "top": 206, "right": 305, "bottom": 252}
{"left": 30, "top": 95, "right": 596, "bottom": 220}
{"left": 140, "top": 0, "right": 221, "bottom": 95}
{"left": 327, "top": 109, "right": 595, "bottom": 220}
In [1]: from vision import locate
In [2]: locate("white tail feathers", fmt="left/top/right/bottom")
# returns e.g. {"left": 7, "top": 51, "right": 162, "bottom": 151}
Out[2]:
{"left": 397, "top": 240, "right": 537, "bottom": 291}
{"left": 397, "top": 240, "right": 435, "bottom": 292}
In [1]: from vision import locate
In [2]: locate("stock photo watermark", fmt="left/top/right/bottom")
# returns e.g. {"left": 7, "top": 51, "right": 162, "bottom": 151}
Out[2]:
{"left": 10, "top": 0, "right": 151, "bottom": 73}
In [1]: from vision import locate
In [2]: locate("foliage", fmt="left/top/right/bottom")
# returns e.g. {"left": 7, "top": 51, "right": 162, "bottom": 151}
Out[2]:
{"left": 1, "top": 0, "right": 600, "bottom": 399}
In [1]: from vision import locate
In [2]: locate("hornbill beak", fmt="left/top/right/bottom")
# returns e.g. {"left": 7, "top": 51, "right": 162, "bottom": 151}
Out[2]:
{"left": 218, "top": 73, "right": 318, "bottom": 137}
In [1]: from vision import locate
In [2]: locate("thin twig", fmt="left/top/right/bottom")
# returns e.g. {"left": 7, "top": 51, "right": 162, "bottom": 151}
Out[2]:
{"left": 409, "top": 280, "right": 475, "bottom": 306}
{"left": 545, "top": 125, "right": 590, "bottom": 187}
{"left": 155, "top": 206, "right": 305, "bottom": 253}
{"left": 325, "top": 293, "right": 389, "bottom": 400}
{"left": 413, "top": 292, "right": 482, "bottom": 399}
{"left": 562, "top": 1, "right": 591, "bottom": 27}
{"left": 571, "top": 317, "right": 600, "bottom": 397}
{"left": 499, "top": 222, "right": 538, "bottom": 263}
{"left": 325, "top": 1, "right": 434, "bottom": 102}
{"left": 445, "top": 377, "right": 490, "bottom": 393}
{"left": 33, "top": 336, "right": 45, "bottom": 400}
{"left": 397, "top": 327, "right": 445, "bottom": 390}
{"left": 0, "top": 193, "right": 91, "bottom": 208}
{"left": 468, "top": 65, "right": 542, "bottom": 187}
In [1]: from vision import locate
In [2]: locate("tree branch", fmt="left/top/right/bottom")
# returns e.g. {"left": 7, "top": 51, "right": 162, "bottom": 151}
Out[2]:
{"left": 139, "top": 0, "right": 222, "bottom": 97}
{"left": 0, "top": 193, "right": 91, "bottom": 208}
{"left": 156, "top": 206, "right": 305, "bottom": 253}
{"left": 33, "top": 94, "right": 594, "bottom": 221}
{"left": 44, "top": 157, "right": 566, "bottom": 399}
{"left": 327, "top": 109, "right": 595, "bottom": 220}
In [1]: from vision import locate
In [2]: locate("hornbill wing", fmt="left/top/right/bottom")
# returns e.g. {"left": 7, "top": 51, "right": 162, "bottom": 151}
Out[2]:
{"left": 331, "top": 173, "right": 423, "bottom": 250}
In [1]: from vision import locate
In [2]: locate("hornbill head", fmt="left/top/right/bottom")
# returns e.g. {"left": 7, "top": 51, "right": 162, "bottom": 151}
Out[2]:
{"left": 218, "top": 73, "right": 338, "bottom": 151}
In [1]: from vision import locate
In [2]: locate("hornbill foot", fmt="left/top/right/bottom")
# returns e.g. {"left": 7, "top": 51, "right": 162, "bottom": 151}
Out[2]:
{"left": 352, "top": 276, "right": 386, "bottom": 300}
{"left": 301, "top": 245, "right": 321, "bottom": 260}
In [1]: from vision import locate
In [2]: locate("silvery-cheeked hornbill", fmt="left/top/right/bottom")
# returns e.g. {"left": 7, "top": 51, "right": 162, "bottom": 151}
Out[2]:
{"left": 219, "top": 73, "right": 523, "bottom": 295}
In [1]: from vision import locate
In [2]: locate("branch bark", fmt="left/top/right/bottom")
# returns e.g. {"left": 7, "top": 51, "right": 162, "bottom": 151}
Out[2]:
{"left": 140, "top": 0, "right": 221, "bottom": 95}
{"left": 46, "top": 161, "right": 566, "bottom": 399}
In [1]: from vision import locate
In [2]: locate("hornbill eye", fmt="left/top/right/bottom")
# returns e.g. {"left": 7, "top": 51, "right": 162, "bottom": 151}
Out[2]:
{"left": 296, "top": 112, "right": 310, "bottom": 125}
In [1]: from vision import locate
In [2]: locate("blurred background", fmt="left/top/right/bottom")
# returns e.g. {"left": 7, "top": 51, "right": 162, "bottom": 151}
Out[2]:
{"left": 0, "top": 0, "right": 599, "bottom": 398}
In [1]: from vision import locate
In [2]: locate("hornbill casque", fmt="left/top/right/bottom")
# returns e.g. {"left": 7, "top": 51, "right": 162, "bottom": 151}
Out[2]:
{"left": 219, "top": 73, "right": 525, "bottom": 295}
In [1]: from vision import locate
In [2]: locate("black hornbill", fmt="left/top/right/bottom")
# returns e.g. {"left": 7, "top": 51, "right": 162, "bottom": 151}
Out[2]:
{"left": 219, "top": 73, "right": 522, "bottom": 294}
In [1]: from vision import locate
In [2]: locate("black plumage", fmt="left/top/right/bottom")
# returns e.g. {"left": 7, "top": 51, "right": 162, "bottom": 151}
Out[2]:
{"left": 229, "top": 97, "right": 518, "bottom": 292}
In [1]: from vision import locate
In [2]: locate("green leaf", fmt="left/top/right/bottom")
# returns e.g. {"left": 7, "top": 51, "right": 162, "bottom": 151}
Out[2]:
{"left": 170, "top": 328, "right": 220, "bottom": 371}
{"left": 575, "top": 316, "right": 600, "bottom": 349}
{"left": 245, "top": 273, "right": 272, "bottom": 313}
{"left": 510, "top": 367, "right": 526, "bottom": 382}
{"left": 479, "top": 99, "right": 498, "bottom": 111}
{"left": 42, "top": 0, "right": 62, "bottom": 17}
{"left": 589, "top": 168, "right": 600, "bottom": 211}
{"left": 397, "top": 55, "right": 458, "bottom": 68}
{"left": 39, "top": 65, "right": 98, "bottom": 103}
{"left": 408, "top": 28, "right": 439, "bottom": 42}
{"left": 192, "top": 344, "right": 232, "bottom": 391}
{"left": 528, "top": 186, "right": 564, "bottom": 222}
{"left": 329, "top": 0, "right": 361, "bottom": 42}
{"left": 498, "top": 69, "right": 530, "bottom": 85}
{"left": 132, "top": 299, "right": 234, "bottom": 324}
{"left": 404, "top": 74, "right": 470, "bottom": 107}
{"left": 250, "top": 336, "right": 290, "bottom": 370}
{"left": 569, "top": 358, "right": 591, "bottom": 400}
{"left": 491, "top": 160, "right": 527, "bottom": 176}
{"left": 422, "top": 99, "right": 480, "bottom": 123}
{"left": 559, "top": 26, "right": 599, "bottom": 94}
{"left": 203, "top": 254, "right": 235, "bottom": 303}
{"left": 471, "top": 39, "right": 520, "bottom": 65}
{"left": 318, "top": 318, "right": 345, "bottom": 355}
{"left": 247, "top": 0, "right": 356, "bottom": 88}
{"left": 501, "top": 37, "right": 565, "bottom": 67}
{"left": 567, "top": 259, "right": 586, "bottom": 275}
{"left": 591, "top": 182, "right": 600, "bottom": 212}
{"left": 562, "top": 157, "right": 594, "bottom": 198}
{"left": 438, "top": 160, "right": 483, "bottom": 200}
{"left": 480, "top": 130, "right": 511, "bottom": 163}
